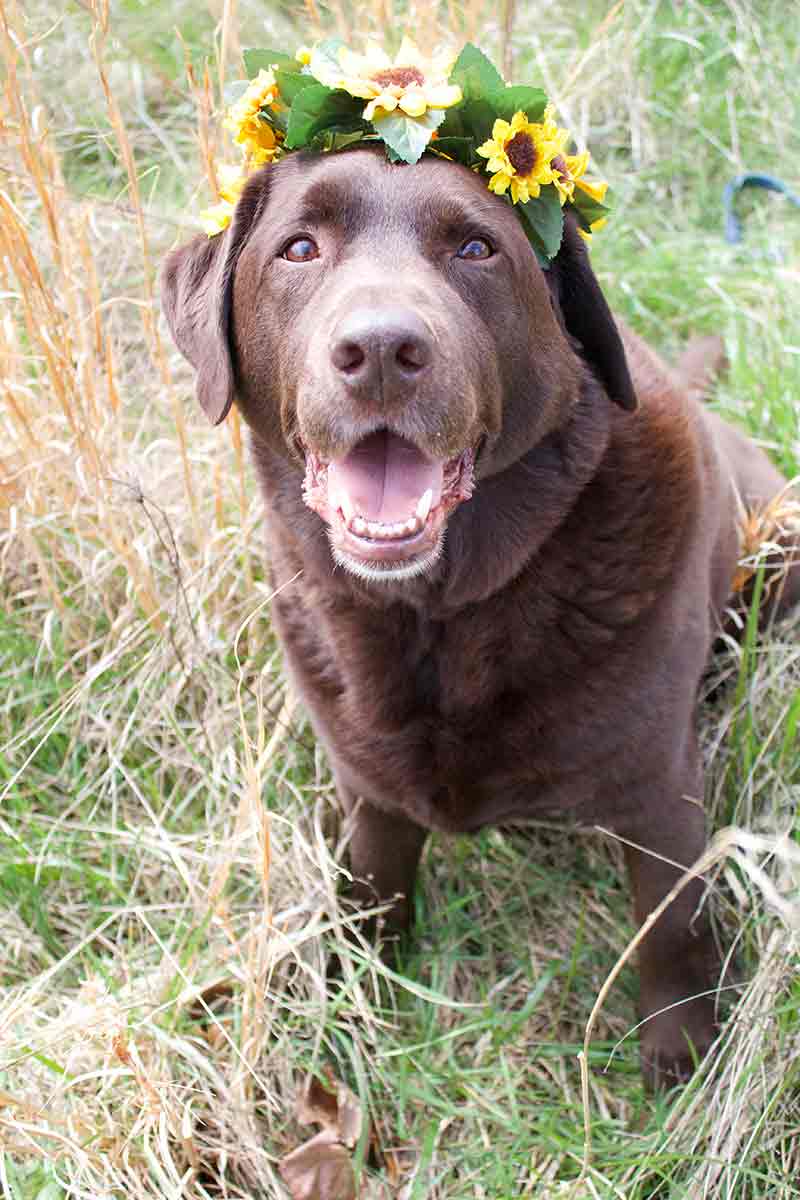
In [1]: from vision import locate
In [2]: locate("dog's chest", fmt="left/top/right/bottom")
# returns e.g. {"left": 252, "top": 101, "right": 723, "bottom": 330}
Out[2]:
{"left": 275, "top": 584, "right": 600, "bottom": 831}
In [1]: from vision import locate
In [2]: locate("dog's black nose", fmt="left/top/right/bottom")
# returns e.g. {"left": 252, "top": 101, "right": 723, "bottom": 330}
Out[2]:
{"left": 330, "top": 308, "right": 433, "bottom": 391}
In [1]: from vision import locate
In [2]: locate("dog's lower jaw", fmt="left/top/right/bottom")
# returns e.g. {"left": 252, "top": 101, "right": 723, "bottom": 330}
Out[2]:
{"left": 330, "top": 532, "right": 445, "bottom": 583}
{"left": 303, "top": 438, "right": 475, "bottom": 581}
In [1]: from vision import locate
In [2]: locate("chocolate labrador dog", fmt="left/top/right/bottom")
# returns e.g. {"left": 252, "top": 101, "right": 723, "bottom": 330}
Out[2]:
{"left": 162, "top": 148, "right": 799, "bottom": 1088}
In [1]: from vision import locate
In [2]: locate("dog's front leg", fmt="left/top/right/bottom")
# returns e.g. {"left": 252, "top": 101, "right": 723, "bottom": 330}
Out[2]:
{"left": 338, "top": 786, "right": 427, "bottom": 943}
{"left": 616, "top": 779, "right": 720, "bottom": 1090}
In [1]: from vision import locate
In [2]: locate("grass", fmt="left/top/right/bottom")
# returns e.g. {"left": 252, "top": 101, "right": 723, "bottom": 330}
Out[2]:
{"left": 1, "top": 0, "right": 799, "bottom": 1196}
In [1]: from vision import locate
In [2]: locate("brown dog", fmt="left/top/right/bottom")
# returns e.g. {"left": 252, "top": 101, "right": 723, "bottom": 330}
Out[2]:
{"left": 162, "top": 148, "right": 799, "bottom": 1089}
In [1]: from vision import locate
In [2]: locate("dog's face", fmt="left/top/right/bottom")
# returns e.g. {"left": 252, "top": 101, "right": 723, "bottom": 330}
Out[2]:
{"left": 162, "top": 148, "right": 634, "bottom": 582}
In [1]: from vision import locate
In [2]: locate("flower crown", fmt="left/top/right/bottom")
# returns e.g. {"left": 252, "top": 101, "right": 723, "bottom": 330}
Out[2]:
{"left": 202, "top": 39, "right": 609, "bottom": 263}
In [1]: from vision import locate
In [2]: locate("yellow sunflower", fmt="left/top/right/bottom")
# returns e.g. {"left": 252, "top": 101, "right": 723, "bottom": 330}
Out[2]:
{"left": 476, "top": 110, "right": 563, "bottom": 204}
{"left": 199, "top": 201, "right": 233, "bottom": 237}
{"left": 550, "top": 148, "right": 608, "bottom": 207}
{"left": 311, "top": 37, "right": 462, "bottom": 123}
{"left": 223, "top": 68, "right": 282, "bottom": 166}
{"left": 199, "top": 163, "right": 248, "bottom": 236}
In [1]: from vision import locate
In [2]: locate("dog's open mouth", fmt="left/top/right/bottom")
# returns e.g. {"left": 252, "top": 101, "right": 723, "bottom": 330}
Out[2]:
{"left": 302, "top": 428, "right": 476, "bottom": 577}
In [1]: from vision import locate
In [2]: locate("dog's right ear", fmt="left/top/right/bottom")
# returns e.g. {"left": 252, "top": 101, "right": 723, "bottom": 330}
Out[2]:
{"left": 160, "top": 172, "right": 271, "bottom": 424}
{"left": 545, "top": 212, "right": 638, "bottom": 412}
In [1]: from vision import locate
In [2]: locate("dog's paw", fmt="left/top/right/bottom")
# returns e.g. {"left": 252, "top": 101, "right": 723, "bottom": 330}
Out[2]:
{"left": 639, "top": 999, "right": 717, "bottom": 1092}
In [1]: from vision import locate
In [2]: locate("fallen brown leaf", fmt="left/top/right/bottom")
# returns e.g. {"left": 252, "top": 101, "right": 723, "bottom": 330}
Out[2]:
{"left": 279, "top": 1129, "right": 356, "bottom": 1200}
{"left": 296, "top": 1071, "right": 364, "bottom": 1149}
{"left": 279, "top": 1071, "right": 367, "bottom": 1200}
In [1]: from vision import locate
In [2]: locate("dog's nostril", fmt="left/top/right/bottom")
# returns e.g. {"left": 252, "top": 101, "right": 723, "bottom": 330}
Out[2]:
{"left": 396, "top": 338, "right": 429, "bottom": 374}
{"left": 331, "top": 339, "right": 366, "bottom": 375}
{"left": 330, "top": 307, "right": 433, "bottom": 386}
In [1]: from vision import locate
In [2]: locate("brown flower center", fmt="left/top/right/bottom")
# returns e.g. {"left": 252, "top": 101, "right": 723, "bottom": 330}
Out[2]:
{"left": 551, "top": 154, "right": 569, "bottom": 179}
{"left": 372, "top": 66, "right": 426, "bottom": 88}
{"left": 505, "top": 131, "right": 537, "bottom": 177}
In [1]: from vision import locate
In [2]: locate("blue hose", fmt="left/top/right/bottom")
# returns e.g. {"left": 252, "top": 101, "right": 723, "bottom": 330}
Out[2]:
{"left": 723, "top": 172, "right": 800, "bottom": 243}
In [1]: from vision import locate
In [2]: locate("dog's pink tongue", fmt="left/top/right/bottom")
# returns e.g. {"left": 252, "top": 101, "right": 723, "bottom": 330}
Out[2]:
{"left": 328, "top": 430, "right": 443, "bottom": 523}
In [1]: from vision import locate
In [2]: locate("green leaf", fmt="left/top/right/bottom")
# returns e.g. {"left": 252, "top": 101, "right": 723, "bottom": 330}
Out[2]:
{"left": 450, "top": 43, "right": 505, "bottom": 100}
{"left": 424, "top": 136, "right": 475, "bottom": 166}
{"left": 462, "top": 97, "right": 501, "bottom": 142}
{"left": 285, "top": 84, "right": 363, "bottom": 149}
{"left": 275, "top": 66, "right": 319, "bottom": 105}
{"left": 488, "top": 84, "right": 548, "bottom": 124}
{"left": 517, "top": 186, "right": 564, "bottom": 260}
{"left": 243, "top": 47, "right": 296, "bottom": 76}
{"left": 436, "top": 106, "right": 465, "bottom": 138}
{"left": 311, "top": 127, "right": 374, "bottom": 153}
{"left": 439, "top": 95, "right": 500, "bottom": 150}
{"left": 446, "top": 49, "right": 550, "bottom": 148}
{"left": 570, "top": 187, "right": 611, "bottom": 231}
{"left": 268, "top": 109, "right": 289, "bottom": 136}
{"left": 373, "top": 107, "right": 445, "bottom": 165}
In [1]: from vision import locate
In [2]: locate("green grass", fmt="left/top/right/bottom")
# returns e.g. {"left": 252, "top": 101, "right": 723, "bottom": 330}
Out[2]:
{"left": 1, "top": 1, "right": 799, "bottom": 1197}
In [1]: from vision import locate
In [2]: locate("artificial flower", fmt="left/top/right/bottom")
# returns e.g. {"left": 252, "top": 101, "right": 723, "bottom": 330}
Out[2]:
{"left": 224, "top": 68, "right": 282, "bottom": 165}
{"left": 200, "top": 163, "right": 247, "bottom": 236}
{"left": 476, "top": 110, "right": 561, "bottom": 204}
{"left": 311, "top": 37, "right": 461, "bottom": 123}
{"left": 200, "top": 200, "right": 234, "bottom": 236}
{"left": 199, "top": 37, "right": 612, "bottom": 258}
{"left": 551, "top": 147, "right": 608, "bottom": 207}
{"left": 216, "top": 162, "right": 248, "bottom": 203}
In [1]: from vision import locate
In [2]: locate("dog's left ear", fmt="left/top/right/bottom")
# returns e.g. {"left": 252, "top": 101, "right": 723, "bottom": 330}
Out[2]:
{"left": 160, "top": 171, "right": 271, "bottom": 424}
{"left": 546, "top": 213, "right": 637, "bottom": 411}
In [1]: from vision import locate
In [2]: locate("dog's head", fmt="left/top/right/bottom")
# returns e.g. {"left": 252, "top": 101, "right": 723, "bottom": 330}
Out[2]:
{"left": 162, "top": 148, "right": 634, "bottom": 582}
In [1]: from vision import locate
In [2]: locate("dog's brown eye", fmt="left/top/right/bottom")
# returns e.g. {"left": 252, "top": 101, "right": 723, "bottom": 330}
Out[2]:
{"left": 283, "top": 237, "right": 319, "bottom": 262}
{"left": 457, "top": 237, "right": 492, "bottom": 260}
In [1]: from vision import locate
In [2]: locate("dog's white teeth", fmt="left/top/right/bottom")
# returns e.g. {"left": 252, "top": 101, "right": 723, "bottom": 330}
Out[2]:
{"left": 339, "top": 493, "right": 355, "bottom": 523}
{"left": 416, "top": 489, "right": 433, "bottom": 523}
{"left": 346, "top": 514, "right": 423, "bottom": 541}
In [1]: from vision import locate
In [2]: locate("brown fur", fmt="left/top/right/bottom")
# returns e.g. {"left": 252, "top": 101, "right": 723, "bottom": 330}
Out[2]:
{"left": 162, "top": 148, "right": 799, "bottom": 1090}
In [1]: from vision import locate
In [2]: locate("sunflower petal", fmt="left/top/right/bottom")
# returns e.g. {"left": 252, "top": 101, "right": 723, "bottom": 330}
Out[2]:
{"left": 510, "top": 178, "right": 527, "bottom": 204}
{"left": 364, "top": 92, "right": 399, "bottom": 121}
{"left": 398, "top": 89, "right": 427, "bottom": 117}
{"left": 576, "top": 177, "right": 608, "bottom": 203}
{"left": 216, "top": 163, "right": 247, "bottom": 202}
{"left": 340, "top": 78, "right": 380, "bottom": 99}
{"left": 200, "top": 200, "right": 234, "bottom": 236}
{"left": 488, "top": 171, "right": 511, "bottom": 195}
{"left": 565, "top": 150, "right": 590, "bottom": 179}
{"left": 362, "top": 43, "right": 391, "bottom": 70}
{"left": 486, "top": 155, "right": 508, "bottom": 174}
{"left": 553, "top": 176, "right": 572, "bottom": 205}
{"left": 424, "top": 83, "right": 462, "bottom": 109}
{"left": 394, "top": 36, "right": 422, "bottom": 68}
